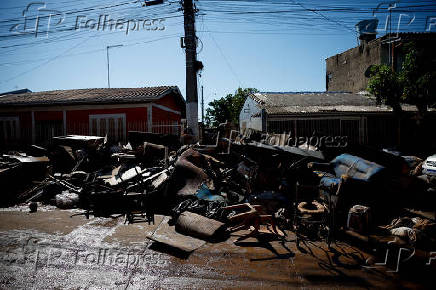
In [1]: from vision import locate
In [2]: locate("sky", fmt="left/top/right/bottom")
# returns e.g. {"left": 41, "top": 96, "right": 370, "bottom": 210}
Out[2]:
{"left": 0, "top": 0, "right": 435, "bottom": 118}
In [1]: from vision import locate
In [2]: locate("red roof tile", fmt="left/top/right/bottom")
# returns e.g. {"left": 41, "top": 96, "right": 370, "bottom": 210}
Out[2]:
{"left": 0, "top": 86, "right": 183, "bottom": 106}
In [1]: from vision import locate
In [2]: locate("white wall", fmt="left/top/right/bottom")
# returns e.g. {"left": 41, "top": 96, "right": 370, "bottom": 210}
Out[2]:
{"left": 239, "top": 96, "right": 263, "bottom": 133}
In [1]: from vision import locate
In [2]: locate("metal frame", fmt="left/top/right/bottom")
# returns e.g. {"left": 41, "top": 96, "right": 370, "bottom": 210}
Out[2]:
{"left": 293, "top": 181, "right": 334, "bottom": 248}
{"left": 267, "top": 115, "right": 368, "bottom": 145}
{"left": 89, "top": 113, "right": 126, "bottom": 141}
{"left": 0, "top": 116, "right": 20, "bottom": 141}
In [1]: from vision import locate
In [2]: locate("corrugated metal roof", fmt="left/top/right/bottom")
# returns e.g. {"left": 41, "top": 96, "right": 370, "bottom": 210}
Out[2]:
{"left": 264, "top": 104, "right": 421, "bottom": 115}
{"left": 0, "top": 86, "right": 183, "bottom": 107}
{"left": 249, "top": 92, "right": 427, "bottom": 115}
{"left": 251, "top": 92, "right": 376, "bottom": 107}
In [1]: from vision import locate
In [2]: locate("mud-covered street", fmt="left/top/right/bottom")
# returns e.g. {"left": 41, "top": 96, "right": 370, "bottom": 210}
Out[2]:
{"left": 1, "top": 0, "right": 436, "bottom": 288}
{"left": 0, "top": 206, "right": 433, "bottom": 289}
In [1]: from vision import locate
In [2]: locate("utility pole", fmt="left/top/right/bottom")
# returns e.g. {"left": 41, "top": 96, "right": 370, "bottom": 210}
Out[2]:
{"left": 201, "top": 85, "right": 204, "bottom": 123}
{"left": 106, "top": 44, "right": 123, "bottom": 88}
{"left": 183, "top": 0, "right": 199, "bottom": 138}
{"left": 389, "top": 8, "right": 392, "bottom": 68}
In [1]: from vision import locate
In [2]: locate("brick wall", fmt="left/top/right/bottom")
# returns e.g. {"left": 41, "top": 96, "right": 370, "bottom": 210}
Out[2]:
{"left": 326, "top": 39, "right": 382, "bottom": 92}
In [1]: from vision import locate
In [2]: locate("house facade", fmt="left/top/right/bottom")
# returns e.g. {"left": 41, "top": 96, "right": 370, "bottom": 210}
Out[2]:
{"left": 0, "top": 86, "right": 185, "bottom": 146}
{"left": 240, "top": 92, "right": 436, "bottom": 150}
{"left": 325, "top": 32, "right": 436, "bottom": 92}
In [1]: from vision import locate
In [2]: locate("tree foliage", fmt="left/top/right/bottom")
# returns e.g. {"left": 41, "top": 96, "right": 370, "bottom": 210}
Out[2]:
{"left": 205, "top": 88, "right": 258, "bottom": 127}
{"left": 367, "top": 41, "right": 436, "bottom": 115}
{"left": 399, "top": 43, "right": 436, "bottom": 114}
{"left": 367, "top": 64, "right": 403, "bottom": 114}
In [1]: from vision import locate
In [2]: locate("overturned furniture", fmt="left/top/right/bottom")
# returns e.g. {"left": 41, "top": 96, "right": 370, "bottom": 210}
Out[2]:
{"left": 1, "top": 154, "right": 49, "bottom": 206}
{"left": 305, "top": 153, "right": 388, "bottom": 241}
{"left": 225, "top": 203, "right": 282, "bottom": 242}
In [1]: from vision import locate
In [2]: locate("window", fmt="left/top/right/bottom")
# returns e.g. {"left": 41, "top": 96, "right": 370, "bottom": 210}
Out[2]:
{"left": 35, "top": 120, "right": 63, "bottom": 144}
{"left": 89, "top": 114, "right": 126, "bottom": 142}
{"left": 0, "top": 117, "right": 20, "bottom": 144}
{"left": 340, "top": 117, "right": 364, "bottom": 145}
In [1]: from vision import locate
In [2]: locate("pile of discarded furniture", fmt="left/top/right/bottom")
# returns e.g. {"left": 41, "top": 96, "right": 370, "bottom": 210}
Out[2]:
{"left": 1, "top": 129, "right": 435, "bottom": 255}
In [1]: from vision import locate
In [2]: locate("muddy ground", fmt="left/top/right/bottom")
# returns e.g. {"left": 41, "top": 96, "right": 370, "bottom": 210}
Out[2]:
{"left": 0, "top": 206, "right": 434, "bottom": 289}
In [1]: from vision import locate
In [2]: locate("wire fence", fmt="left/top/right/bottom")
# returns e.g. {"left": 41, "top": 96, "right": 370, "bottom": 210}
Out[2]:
{"left": 151, "top": 120, "right": 182, "bottom": 135}
{"left": 0, "top": 120, "right": 184, "bottom": 147}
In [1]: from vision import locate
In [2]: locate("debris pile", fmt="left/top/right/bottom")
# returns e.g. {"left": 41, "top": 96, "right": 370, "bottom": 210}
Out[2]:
{"left": 1, "top": 131, "right": 435, "bottom": 254}
{"left": 0, "top": 151, "right": 49, "bottom": 205}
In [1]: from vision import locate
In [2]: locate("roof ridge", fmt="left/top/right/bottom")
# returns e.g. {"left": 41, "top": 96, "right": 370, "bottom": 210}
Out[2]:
{"left": 0, "top": 86, "right": 183, "bottom": 106}
{"left": 260, "top": 91, "right": 353, "bottom": 94}
{"left": 22, "top": 86, "right": 176, "bottom": 94}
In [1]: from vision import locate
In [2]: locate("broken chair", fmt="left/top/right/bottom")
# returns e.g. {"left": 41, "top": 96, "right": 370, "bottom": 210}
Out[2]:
{"left": 123, "top": 190, "right": 155, "bottom": 224}
{"left": 293, "top": 180, "right": 332, "bottom": 247}
{"left": 224, "top": 203, "right": 282, "bottom": 241}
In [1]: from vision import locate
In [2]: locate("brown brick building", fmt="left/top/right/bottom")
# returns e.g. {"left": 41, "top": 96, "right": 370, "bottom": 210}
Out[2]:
{"left": 325, "top": 32, "right": 436, "bottom": 92}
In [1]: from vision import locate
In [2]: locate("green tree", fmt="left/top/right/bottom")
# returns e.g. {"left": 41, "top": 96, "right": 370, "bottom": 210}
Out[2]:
{"left": 367, "top": 64, "right": 403, "bottom": 114}
{"left": 399, "top": 43, "right": 436, "bottom": 115}
{"left": 205, "top": 88, "right": 258, "bottom": 127}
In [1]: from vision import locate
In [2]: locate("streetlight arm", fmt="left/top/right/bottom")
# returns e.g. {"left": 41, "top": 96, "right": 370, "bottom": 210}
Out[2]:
{"left": 106, "top": 44, "right": 124, "bottom": 88}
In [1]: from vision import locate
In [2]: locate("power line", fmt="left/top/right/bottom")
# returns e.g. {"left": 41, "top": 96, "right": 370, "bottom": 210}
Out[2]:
{"left": 0, "top": 0, "right": 139, "bottom": 25}
{"left": 0, "top": 33, "right": 181, "bottom": 83}
{"left": 0, "top": 33, "right": 181, "bottom": 67}
{"left": 1, "top": 0, "right": 433, "bottom": 53}
{"left": 0, "top": 3, "right": 179, "bottom": 39}
{"left": 1, "top": 0, "right": 435, "bottom": 86}
{"left": 203, "top": 24, "right": 243, "bottom": 88}
{"left": 0, "top": 7, "right": 182, "bottom": 57}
